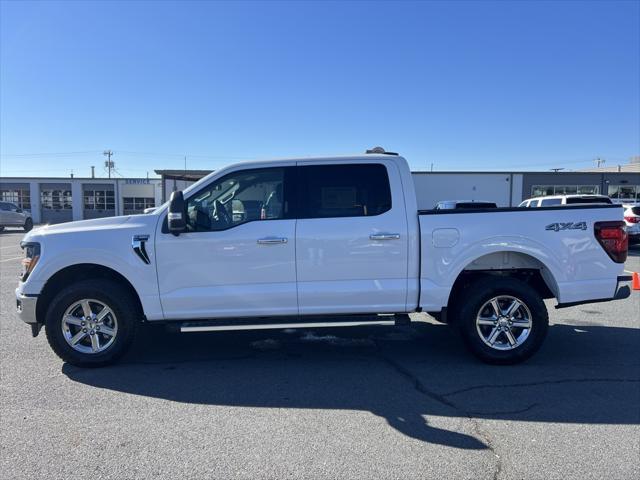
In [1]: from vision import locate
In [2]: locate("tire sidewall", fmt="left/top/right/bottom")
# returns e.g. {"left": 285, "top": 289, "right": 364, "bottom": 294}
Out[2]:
{"left": 45, "top": 280, "right": 137, "bottom": 367}
{"left": 23, "top": 218, "right": 33, "bottom": 231}
{"left": 456, "top": 277, "right": 548, "bottom": 364}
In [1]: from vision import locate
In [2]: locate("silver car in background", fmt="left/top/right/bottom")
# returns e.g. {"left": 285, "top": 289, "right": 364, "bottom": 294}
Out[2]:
{"left": 0, "top": 201, "right": 33, "bottom": 231}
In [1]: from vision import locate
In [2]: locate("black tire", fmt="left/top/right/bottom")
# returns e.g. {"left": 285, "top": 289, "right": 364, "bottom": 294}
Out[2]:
{"left": 452, "top": 276, "right": 548, "bottom": 365}
{"left": 0, "top": 226, "right": 4, "bottom": 232}
{"left": 45, "top": 279, "right": 139, "bottom": 367}
{"left": 23, "top": 218, "right": 33, "bottom": 232}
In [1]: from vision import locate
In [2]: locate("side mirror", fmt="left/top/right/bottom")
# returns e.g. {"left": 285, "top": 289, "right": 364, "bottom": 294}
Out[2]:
{"left": 168, "top": 191, "right": 186, "bottom": 235}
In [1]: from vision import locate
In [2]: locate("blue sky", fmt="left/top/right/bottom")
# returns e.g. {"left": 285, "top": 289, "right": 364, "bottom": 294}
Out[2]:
{"left": 1, "top": 0, "right": 638, "bottom": 177}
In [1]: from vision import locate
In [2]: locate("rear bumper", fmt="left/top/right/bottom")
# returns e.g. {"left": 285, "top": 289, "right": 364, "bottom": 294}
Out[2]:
{"left": 556, "top": 275, "right": 632, "bottom": 309}
{"left": 15, "top": 288, "right": 38, "bottom": 324}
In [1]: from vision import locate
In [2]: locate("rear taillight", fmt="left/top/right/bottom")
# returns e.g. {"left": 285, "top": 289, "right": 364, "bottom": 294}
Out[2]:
{"left": 594, "top": 221, "right": 628, "bottom": 263}
{"left": 624, "top": 215, "right": 640, "bottom": 224}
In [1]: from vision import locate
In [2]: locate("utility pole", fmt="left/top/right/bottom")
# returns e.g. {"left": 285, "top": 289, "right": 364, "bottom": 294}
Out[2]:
{"left": 91, "top": 166, "right": 95, "bottom": 179}
{"left": 595, "top": 157, "right": 605, "bottom": 168}
{"left": 103, "top": 150, "right": 114, "bottom": 179}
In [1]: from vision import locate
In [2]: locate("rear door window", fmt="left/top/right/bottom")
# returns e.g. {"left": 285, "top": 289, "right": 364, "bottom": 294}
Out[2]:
{"left": 540, "top": 198, "right": 562, "bottom": 206}
{"left": 298, "top": 164, "right": 391, "bottom": 218}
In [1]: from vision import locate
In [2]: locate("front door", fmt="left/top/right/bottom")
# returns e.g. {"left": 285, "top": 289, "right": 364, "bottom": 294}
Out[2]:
{"left": 155, "top": 166, "right": 298, "bottom": 320}
{"left": 295, "top": 161, "right": 409, "bottom": 315}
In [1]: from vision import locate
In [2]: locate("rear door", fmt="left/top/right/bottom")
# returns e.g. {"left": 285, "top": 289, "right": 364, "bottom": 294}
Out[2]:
{"left": 295, "top": 161, "right": 409, "bottom": 314}
{"left": 0, "top": 202, "right": 10, "bottom": 225}
{"left": 0, "top": 202, "right": 20, "bottom": 225}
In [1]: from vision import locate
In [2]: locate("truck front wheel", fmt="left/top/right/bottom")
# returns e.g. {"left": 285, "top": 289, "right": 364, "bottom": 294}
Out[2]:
{"left": 454, "top": 277, "right": 548, "bottom": 364}
{"left": 44, "top": 279, "right": 138, "bottom": 367}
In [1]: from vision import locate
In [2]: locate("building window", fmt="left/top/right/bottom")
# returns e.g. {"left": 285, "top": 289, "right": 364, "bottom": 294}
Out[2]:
{"left": 608, "top": 185, "right": 638, "bottom": 202}
{"left": 531, "top": 185, "right": 599, "bottom": 197}
{"left": 84, "top": 189, "right": 115, "bottom": 210}
{"left": 0, "top": 188, "right": 31, "bottom": 210}
{"left": 123, "top": 197, "right": 155, "bottom": 212}
{"left": 41, "top": 190, "right": 72, "bottom": 209}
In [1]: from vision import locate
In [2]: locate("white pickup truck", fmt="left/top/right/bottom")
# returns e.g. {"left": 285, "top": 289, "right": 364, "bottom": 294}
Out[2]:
{"left": 16, "top": 151, "right": 632, "bottom": 367}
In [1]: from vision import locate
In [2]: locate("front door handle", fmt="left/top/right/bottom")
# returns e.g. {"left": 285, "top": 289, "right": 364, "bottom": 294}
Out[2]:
{"left": 370, "top": 233, "right": 401, "bottom": 240}
{"left": 257, "top": 237, "right": 288, "bottom": 245}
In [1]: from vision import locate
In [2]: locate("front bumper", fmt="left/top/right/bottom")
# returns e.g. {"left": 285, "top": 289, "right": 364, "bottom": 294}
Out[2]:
{"left": 15, "top": 288, "right": 38, "bottom": 325}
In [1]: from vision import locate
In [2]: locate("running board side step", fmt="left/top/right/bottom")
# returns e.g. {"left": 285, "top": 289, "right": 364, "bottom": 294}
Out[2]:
{"left": 178, "top": 314, "right": 410, "bottom": 333}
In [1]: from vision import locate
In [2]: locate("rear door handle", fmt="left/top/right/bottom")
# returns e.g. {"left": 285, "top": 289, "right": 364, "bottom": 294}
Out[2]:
{"left": 257, "top": 237, "right": 288, "bottom": 245}
{"left": 369, "top": 233, "right": 401, "bottom": 240}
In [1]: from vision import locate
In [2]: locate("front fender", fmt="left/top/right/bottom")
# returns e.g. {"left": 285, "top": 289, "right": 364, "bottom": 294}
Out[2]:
{"left": 21, "top": 220, "right": 164, "bottom": 320}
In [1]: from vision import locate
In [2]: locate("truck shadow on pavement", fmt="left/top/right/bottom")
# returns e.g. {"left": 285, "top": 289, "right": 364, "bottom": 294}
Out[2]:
{"left": 62, "top": 320, "right": 640, "bottom": 451}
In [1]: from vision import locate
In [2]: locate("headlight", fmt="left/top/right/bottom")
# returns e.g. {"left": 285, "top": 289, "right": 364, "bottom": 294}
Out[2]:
{"left": 20, "top": 242, "right": 40, "bottom": 281}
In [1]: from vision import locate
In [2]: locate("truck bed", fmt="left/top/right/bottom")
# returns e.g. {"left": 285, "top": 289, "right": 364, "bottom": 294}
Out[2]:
{"left": 417, "top": 204, "right": 626, "bottom": 311}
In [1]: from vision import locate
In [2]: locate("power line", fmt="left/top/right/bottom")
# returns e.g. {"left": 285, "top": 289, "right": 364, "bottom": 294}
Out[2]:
{"left": 0, "top": 151, "right": 100, "bottom": 157}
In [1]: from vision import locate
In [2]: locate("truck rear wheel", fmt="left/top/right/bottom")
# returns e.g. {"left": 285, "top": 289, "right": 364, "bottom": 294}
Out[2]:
{"left": 453, "top": 277, "right": 548, "bottom": 364}
{"left": 44, "top": 279, "right": 138, "bottom": 367}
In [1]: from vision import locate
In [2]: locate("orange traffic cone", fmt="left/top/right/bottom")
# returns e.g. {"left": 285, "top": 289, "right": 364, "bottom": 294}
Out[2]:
{"left": 633, "top": 272, "right": 640, "bottom": 291}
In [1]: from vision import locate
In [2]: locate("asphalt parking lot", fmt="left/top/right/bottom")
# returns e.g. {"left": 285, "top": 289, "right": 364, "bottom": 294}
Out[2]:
{"left": 1, "top": 229, "right": 638, "bottom": 480}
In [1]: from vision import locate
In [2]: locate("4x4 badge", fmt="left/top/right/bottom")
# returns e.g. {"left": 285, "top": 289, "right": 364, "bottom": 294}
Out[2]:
{"left": 545, "top": 222, "right": 587, "bottom": 232}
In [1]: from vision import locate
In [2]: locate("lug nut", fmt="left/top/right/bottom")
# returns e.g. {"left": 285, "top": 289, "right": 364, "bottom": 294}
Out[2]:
{"left": 81, "top": 321, "right": 86, "bottom": 326}
{"left": 82, "top": 328, "right": 87, "bottom": 333}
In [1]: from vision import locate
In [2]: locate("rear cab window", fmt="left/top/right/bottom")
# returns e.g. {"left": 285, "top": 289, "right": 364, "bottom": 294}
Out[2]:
{"left": 454, "top": 202, "right": 497, "bottom": 209}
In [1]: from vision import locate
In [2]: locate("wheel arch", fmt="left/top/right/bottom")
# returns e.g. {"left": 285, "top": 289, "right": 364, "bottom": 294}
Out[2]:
{"left": 36, "top": 263, "right": 145, "bottom": 325}
{"left": 445, "top": 251, "right": 558, "bottom": 319}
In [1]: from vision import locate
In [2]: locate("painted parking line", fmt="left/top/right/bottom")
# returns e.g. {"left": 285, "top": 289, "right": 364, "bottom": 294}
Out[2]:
{"left": 0, "top": 256, "right": 23, "bottom": 263}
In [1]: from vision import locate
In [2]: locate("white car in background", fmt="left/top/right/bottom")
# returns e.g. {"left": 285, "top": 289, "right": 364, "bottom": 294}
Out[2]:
{"left": 623, "top": 203, "right": 640, "bottom": 244}
{"left": 519, "top": 194, "right": 612, "bottom": 208}
{"left": 0, "top": 201, "right": 33, "bottom": 232}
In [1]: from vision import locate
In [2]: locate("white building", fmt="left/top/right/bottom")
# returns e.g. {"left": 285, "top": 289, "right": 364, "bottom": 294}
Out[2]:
{"left": 0, "top": 177, "right": 162, "bottom": 224}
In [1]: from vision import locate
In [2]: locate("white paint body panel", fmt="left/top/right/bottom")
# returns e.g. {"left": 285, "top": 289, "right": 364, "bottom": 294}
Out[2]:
{"left": 418, "top": 208, "right": 625, "bottom": 310}
{"left": 295, "top": 158, "right": 409, "bottom": 314}
{"left": 155, "top": 219, "right": 297, "bottom": 319}
{"left": 17, "top": 215, "right": 165, "bottom": 320}
{"left": 16, "top": 154, "right": 626, "bottom": 326}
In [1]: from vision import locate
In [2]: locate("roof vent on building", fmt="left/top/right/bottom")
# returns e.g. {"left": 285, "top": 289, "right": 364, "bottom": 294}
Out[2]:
{"left": 365, "top": 146, "right": 399, "bottom": 156}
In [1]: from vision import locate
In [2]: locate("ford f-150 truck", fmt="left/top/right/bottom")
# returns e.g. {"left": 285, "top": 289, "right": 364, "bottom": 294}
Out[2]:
{"left": 15, "top": 150, "right": 632, "bottom": 367}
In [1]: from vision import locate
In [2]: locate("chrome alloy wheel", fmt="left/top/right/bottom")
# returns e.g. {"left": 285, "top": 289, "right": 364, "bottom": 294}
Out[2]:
{"left": 61, "top": 299, "right": 118, "bottom": 354}
{"left": 475, "top": 295, "right": 532, "bottom": 351}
